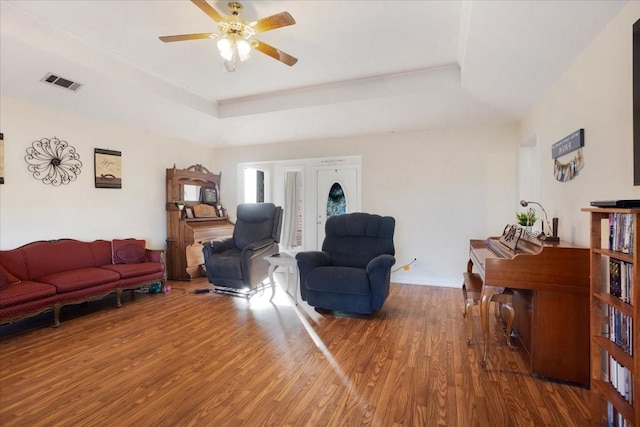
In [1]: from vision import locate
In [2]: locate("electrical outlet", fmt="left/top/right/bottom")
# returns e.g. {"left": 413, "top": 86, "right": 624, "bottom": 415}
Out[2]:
{"left": 413, "top": 258, "right": 418, "bottom": 267}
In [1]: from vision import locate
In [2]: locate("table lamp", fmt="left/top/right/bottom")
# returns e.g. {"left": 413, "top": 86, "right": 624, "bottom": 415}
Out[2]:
{"left": 519, "top": 200, "right": 559, "bottom": 242}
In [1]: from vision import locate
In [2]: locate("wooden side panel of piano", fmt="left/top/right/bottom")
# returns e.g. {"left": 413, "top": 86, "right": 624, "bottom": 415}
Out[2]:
{"left": 511, "top": 287, "right": 589, "bottom": 386}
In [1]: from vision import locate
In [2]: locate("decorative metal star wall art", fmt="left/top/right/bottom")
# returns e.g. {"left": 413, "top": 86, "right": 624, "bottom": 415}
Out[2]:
{"left": 25, "top": 137, "right": 82, "bottom": 186}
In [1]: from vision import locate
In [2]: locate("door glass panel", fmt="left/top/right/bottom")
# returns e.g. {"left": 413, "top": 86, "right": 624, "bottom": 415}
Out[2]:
{"left": 326, "top": 182, "right": 346, "bottom": 217}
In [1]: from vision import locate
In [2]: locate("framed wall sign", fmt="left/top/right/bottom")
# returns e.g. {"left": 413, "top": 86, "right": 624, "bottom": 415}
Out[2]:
{"left": 94, "top": 148, "right": 122, "bottom": 189}
{"left": 552, "top": 129, "right": 584, "bottom": 182}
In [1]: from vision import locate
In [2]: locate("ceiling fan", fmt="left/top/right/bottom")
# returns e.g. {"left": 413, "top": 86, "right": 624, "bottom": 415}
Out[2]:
{"left": 159, "top": 0, "right": 297, "bottom": 72}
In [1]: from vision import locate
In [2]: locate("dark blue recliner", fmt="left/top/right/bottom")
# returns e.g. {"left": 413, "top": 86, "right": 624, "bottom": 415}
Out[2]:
{"left": 203, "top": 203, "right": 282, "bottom": 295}
{"left": 296, "top": 213, "right": 396, "bottom": 314}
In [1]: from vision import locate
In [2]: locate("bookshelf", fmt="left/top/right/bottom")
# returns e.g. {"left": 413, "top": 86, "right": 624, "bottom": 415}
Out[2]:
{"left": 583, "top": 208, "right": 639, "bottom": 427}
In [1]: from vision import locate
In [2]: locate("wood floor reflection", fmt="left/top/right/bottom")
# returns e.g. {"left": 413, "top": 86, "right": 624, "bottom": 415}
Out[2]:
{"left": 0, "top": 278, "right": 590, "bottom": 426}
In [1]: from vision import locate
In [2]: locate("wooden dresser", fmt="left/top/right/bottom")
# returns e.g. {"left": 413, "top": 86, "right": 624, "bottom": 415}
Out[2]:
{"left": 166, "top": 165, "right": 234, "bottom": 280}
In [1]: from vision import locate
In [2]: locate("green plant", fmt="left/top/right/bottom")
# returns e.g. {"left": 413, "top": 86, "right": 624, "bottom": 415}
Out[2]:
{"left": 516, "top": 208, "right": 537, "bottom": 226}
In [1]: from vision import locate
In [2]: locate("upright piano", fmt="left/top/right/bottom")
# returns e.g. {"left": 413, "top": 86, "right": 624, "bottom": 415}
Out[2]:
{"left": 467, "top": 226, "right": 590, "bottom": 386}
{"left": 165, "top": 165, "right": 235, "bottom": 281}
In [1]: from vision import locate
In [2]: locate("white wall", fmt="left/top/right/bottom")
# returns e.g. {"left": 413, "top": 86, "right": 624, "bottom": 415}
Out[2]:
{"left": 5, "top": 1, "right": 634, "bottom": 283}
{"left": 521, "top": 1, "right": 640, "bottom": 247}
{"left": 213, "top": 126, "right": 520, "bottom": 287}
{"left": 0, "top": 97, "right": 214, "bottom": 249}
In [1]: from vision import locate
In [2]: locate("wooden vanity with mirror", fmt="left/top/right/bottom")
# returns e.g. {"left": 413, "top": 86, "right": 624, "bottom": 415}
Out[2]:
{"left": 166, "top": 164, "right": 234, "bottom": 280}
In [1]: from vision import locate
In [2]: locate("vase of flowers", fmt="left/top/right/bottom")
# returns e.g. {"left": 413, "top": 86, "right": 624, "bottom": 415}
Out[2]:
{"left": 516, "top": 208, "right": 537, "bottom": 232}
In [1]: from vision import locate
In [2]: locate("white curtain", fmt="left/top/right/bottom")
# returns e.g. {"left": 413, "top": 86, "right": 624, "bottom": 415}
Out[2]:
{"left": 282, "top": 171, "right": 301, "bottom": 249}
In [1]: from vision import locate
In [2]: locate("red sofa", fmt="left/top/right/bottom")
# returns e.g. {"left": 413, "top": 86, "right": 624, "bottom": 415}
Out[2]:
{"left": 0, "top": 238, "right": 165, "bottom": 327}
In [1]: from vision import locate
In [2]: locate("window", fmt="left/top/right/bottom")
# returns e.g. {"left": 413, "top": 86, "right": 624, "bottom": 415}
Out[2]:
{"left": 244, "top": 167, "right": 265, "bottom": 203}
{"left": 326, "top": 182, "right": 346, "bottom": 217}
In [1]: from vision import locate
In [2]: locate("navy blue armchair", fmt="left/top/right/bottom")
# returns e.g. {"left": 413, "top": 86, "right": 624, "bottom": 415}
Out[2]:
{"left": 296, "top": 213, "right": 396, "bottom": 314}
{"left": 203, "top": 203, "right": 282, "bottom": 296}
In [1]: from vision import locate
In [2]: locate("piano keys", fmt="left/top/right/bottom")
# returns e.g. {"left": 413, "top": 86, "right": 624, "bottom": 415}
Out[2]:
{"left": 466, "top": 226, "right": 590, "bottom": 386}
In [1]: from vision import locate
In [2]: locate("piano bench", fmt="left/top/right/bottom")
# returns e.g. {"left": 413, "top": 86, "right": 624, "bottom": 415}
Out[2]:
{"left": 462, "top": 272, "right": 515, "bottom": 351}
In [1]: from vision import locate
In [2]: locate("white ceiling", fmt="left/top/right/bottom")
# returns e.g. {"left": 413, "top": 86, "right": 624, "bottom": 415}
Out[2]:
{"left": 0, "top": 0, "right": 628, "bottom": 147}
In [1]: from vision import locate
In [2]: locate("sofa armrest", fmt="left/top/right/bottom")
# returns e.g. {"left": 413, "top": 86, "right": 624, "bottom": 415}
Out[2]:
{"left": 145, "top": 249, "right": 164, "bottom": 263}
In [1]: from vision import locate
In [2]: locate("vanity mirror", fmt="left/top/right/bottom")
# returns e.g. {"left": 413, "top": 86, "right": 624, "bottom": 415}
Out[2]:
{"left": 184, "top": 184, "right": 200, "bottom": 202}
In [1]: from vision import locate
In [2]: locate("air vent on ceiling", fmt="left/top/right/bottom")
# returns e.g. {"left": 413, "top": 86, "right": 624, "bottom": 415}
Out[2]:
{"left": 40, "top": 73, "right": 83, "bottom": 92}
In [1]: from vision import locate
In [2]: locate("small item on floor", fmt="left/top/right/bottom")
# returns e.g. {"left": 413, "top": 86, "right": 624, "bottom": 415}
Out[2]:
{"left": 163, "top": 285, "right": 171, "bottom": 292}
{"left": 194, "top": 288, "right": 211, "bottom": 294}
{"left": 148, "top": 282, "right": 162, "bottom": 294}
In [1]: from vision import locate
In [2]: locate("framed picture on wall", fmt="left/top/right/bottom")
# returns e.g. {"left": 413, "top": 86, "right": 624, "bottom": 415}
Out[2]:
{"left": 94, "top": 148, "right": 122, "bottom": 189}
{"left": 200, "top": 186, "right": 218, "bottom": 205}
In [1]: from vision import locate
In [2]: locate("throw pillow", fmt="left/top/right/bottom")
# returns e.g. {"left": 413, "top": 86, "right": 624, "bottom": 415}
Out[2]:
{"left": 112, "top": 239, "right": 147, "bottom": 264}
{"left": 0, "top": 263, "right": 21, "bottom": 288}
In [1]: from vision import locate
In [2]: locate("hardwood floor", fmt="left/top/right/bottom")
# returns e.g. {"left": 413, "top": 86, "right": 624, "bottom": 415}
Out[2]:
{"left": 0, "top": 278, "right": 590, "bottom": 426}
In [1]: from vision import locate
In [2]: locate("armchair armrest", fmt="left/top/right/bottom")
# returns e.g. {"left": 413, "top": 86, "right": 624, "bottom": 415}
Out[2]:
{"left": 239, "top": 238, "right": 277, "bottom": 269}
{"left": 366, "top": 254, "right": 396, "bottom": 275}
{"left": 203, "top": 238, "right": 234, "bottom": 257}
{"left": 295, "top": 251, "right": 332, "bottom": 272}
{"left": 242, "top": 238, "right": 276, "bottom": 254}
{"left": 238, "top": 238, "right": 279, "bottom": 287}
{"left": 296, "top": 251, "right": 331, "bottom": 282}
{"left": 366, "top": 254, "right": 395, "bottom": 311}
{"left": 295, "top": 251, "right": 332, "bottom": 303}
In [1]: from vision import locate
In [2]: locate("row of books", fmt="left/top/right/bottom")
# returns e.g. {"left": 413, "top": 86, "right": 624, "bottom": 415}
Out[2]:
{"left": 608, "top": 259, "right": 634, "bottom": 304}
{"left": 608, "top": 305, "right": 634, "bottom": 356}
{"left": 609, "top": 213, "right": 634, "bottom": 254}
{"left": 608, "top": 401, "right": 631, "bottom": 427}
{"left": 605, "top": 354, "right": 635, "bottom": 406}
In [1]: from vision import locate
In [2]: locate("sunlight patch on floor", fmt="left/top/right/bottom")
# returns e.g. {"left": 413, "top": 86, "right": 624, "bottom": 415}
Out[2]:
{"left": 288, "top": 289, "right": 378, "bottom": 422}
{"left": 240, "top": 271, "right": 377, "bottom": 418}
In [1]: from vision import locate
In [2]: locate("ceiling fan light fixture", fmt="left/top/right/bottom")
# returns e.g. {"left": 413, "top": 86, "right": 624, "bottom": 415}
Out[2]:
{"left": 217, "top": 37, "right": 234, "bottom": 60}
{"left": 237, "top": 39, "right": 251, "bottom": 61}
{"left": 217, "top": 36, "right": 251, "bottom": 64}
{"left": 160, "top": 1, "right": 297, "bottom": 70}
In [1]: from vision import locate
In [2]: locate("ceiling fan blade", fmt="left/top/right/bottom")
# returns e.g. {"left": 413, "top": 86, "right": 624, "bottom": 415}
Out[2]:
{"left": 191, "top": 0, "right": 224, "bottom": 23}
{"left": 251, "top": 11, "right": 296, "bottom": 33}
{"left": 159, "top": 33, "right": 217, "bottom": 43}
{"left": 251, "top": 39, "right": 298, "bottom": 66}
